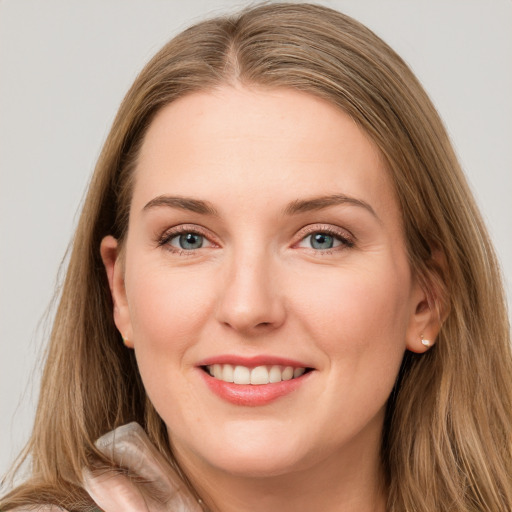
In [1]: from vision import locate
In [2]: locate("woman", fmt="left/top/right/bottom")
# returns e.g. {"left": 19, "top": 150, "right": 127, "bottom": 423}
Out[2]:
{"left": 1, "top": 3, "right": 511, "bottom": 511}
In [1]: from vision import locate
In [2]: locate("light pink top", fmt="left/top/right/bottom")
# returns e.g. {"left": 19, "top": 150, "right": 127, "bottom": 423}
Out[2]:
{"left": 13, "top": 423, "right": 203, "bottom": 512}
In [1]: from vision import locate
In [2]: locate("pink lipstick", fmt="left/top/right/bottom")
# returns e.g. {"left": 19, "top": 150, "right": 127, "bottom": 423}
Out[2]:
{"left": 196, "top": 355, "right": 314, "bottom": 406}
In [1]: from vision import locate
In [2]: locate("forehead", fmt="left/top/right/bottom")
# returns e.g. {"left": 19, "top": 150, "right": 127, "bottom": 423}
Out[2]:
{"left": 132, "top": 86, "right": 398, "bottom": 223}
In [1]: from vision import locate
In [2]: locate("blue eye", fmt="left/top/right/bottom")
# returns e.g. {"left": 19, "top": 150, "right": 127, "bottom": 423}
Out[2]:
{"left": 159, "top": 226, "right": 215, "bottom": 253}
{"left": 170, "top": 232, "right": 205, "bottom": 250}
{"left": 310, "top": 233, "right": 335, "bottom": 250}
{"left": 298, "top": 231, "right": 347, "bottom": 250}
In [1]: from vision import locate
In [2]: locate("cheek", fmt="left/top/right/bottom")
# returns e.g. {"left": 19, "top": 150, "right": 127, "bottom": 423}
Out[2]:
{"left": 289, "top": 253, "right": 412, "bottom": 417}
{"left": 124, "top": 264, "right": 215, "bottom": 426}
{"left": 126, "top": 263, "right": 211, "bottom": 344}
{"left": 294, "top": 259, "right": 411, "bottom": 349}
{"left": 293, "top": 257, "right": 411, "bottom": 424}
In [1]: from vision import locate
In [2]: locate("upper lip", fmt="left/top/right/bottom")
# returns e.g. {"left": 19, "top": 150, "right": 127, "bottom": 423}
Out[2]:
{"left": 196, "top": 355, "right": 313, "bottom": 369}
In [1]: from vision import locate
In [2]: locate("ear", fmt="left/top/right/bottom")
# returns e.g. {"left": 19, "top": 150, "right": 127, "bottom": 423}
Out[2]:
{"left": 405, "top": 273, "right": 446, "bottom": 354}
{"left": 100, "top": 235, "right": 134, "bottom": 348}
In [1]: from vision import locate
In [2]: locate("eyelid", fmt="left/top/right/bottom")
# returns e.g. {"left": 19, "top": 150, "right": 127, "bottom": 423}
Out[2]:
{"left": 293, "top": 224, "right": 355, "bottom": 249}
{"left": 156, "top": 223, "right": 354, "bottom": 253}
{"left": 157, "top": 224, "right": 219, "bottom": 250}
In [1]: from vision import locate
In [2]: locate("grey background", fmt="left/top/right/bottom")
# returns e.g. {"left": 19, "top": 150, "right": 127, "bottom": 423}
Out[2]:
{"left": 1, "top": 0, "right": 511, "bottom": 481}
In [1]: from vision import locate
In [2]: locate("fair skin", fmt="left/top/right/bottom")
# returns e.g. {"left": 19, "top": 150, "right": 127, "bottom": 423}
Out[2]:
{"left": 101, "top": 86, "right": 439, "bottom": 512}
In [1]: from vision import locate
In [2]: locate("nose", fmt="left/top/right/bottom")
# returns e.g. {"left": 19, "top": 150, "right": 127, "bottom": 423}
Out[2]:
{"left": 215, "top": 248, "right": 286, "bottom": 336}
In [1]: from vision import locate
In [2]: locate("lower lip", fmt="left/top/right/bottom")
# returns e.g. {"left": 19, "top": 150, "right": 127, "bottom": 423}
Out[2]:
{"left": 199, "top": 369, "right": 313, "bottom": 406}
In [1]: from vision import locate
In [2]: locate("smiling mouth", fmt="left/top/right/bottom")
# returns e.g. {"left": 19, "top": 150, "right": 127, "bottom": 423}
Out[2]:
{"left": 202, "top": 364, "right": 313, "bottom": 385}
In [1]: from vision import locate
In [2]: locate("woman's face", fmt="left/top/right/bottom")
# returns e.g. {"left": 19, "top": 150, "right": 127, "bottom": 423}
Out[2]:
{"left": 103, "top": 86, "right": 432, "bottom": 480}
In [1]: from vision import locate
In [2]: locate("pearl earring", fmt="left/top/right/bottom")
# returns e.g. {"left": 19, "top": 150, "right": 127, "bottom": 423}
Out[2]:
{"left": 421, "top": 335, "right": 431, "bottom": 348}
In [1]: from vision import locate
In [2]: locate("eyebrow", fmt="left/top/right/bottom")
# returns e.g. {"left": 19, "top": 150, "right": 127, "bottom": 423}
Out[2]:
{"left": 283, "top": 194, "right": 378, "bottom": 219}
{"left": 143, "top": 195, "right": 219, "bottom": 216}
{"left": 142, "top": 193, "right": 378, "bottom": 219}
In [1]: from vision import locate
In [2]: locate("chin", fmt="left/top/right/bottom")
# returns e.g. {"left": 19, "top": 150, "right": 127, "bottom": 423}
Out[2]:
{"left": 206, "top": 448, "right": 307, "bottom": 478}
{"left": 172, "top": 421, "right": 313, "bottom": 479}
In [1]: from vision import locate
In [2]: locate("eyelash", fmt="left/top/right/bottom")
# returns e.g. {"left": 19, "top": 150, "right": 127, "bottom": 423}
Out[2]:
{"left": 157, "top": 224, "right": 215, "bottom": 255}
{"left": 295, "top": 224, "right": 355, "bottom": 253}
{"left": 157, "top": 224, "right": 355, "bottom": 255}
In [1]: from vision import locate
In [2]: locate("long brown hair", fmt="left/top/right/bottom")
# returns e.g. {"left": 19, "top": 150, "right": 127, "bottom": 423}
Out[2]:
{"left": 2, "top": 3, "right": 511, "bottom": 511}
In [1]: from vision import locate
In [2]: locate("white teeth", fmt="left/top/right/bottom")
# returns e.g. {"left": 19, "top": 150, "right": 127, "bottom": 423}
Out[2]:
{"left": 233, "top": 365, "right": 251, "bottom": 384}
{"left": 293, "top": 367, "right": 305, "bottom": 378}
{"left": 206, "top": 364, "right": 307, "bottom": 385}
{"left": 269, "top": 365, "right": 282, "bottom": 383}
{"left": 213, "top": 364, "right": 222, "bottom": 379}
{"left": 222, "top": 364, "right": 234, "bottom": 383}
{"left": 250, "top": 366, "right": 269, "bottom": 385}
{"left": 282, "top": 366, "right": 294, "bottom": 381}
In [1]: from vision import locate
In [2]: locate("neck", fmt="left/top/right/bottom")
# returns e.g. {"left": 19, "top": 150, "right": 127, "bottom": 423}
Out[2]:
{"left": 176, "top": 415, "right": 387, "bottom": 512}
